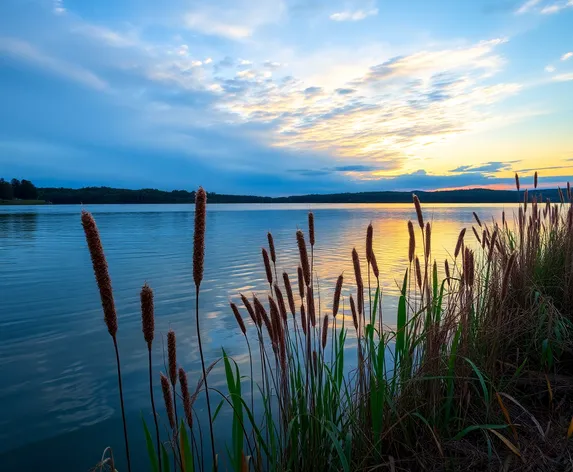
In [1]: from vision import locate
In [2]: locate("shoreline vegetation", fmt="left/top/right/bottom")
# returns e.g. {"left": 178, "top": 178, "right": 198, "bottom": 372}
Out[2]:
{"left": 83, "top": 171, "right": 573, "bottom": 471}
{"left": 2, "top": 179, "right": 573, "bottom": 205}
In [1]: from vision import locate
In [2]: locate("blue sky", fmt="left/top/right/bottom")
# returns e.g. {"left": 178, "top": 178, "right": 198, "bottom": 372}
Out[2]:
{"left": 0, "top": 0, "right": 572, "bottom": 195}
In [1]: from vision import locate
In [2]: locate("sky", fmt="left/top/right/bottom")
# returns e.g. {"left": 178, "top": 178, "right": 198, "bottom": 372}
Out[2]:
{"left": 0, "top": 0, "right": 572, "bottom": 195}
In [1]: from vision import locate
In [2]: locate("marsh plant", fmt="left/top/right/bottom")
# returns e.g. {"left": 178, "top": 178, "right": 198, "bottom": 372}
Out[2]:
{"left": 85, "top": 173, "right": 573, "bottom": 472}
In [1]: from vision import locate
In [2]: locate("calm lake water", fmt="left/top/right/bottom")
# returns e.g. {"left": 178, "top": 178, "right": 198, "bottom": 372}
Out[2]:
{"left": 0, "top": 203, "right": 514, "bottom": 471}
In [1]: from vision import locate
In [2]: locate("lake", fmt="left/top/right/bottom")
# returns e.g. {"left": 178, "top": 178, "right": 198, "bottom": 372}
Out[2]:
{"left": 0, "top": 203, "right": 513, "bottom": 471}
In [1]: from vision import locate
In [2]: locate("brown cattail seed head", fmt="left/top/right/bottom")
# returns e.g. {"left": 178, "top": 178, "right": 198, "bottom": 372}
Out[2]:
{"left": 501, "top": 252, "right": 516, "bottom": 299}
{"left": 274, "top": 284, "right": 288, "bottom": 324}
{"left": 366, "top": 223, "right": 374, "bottom": 264}
{"left": 534, "top": 171, "right": 538, "bottom": 189}
{"left": 268, "top": 296, "right": 281, "bottom": 346}
{"left": 81, "top": 211, "right": 118, "bottom": 338}
{"left": 308, "top": 212, "right": 315, "bottom": 247}
{"left": 425, "top": 222, "right": 431, "bottom": 257}
{"left": 262, "top": 248, "right": 273, "bottom": 285}
{"left": 321, "top": 314, "right": 328, "bottom": 350}
{"left": 283, "top": 272, "right": 296, "bottom": 316}
{"left": 231, "top": 302, "right": 247, "bottom": 335}
{"left": 193, "top": 187, "right": 207, "bottom": 288}
{"left": 178, "top": 368, "right": 193, "bottom": 430}
{"left": 258, "top": 297, "right": 273, "bottom": 342}
{"left": 297, "top": 266, "right": 305, "bottom": 299}
{"left": 296, "top": 230, "right": 311, "bottom": 286}
{"left": 454, "top": 228, "right": 466, "bottom": 258}
{"left": 167, "top": 329, "right": 177, "bottom": 386}
{"left": 444, "top": 259, "right": 451, "bottom": 282}
{"left": 567, "top": 182, "right": 571, "bottom": 201}
{"left": 160, "top": 373, "right": 176, "bottom": 430}
{"left": 307, "top": 285, "right": 316, "bottom": 327}
{"left": 515, "top": 173, "right": 520, "bottom": 191}
{"left": 407, "top": 220, "right": 415, "bottom": 263}
{"left": 240, "top": 294, "right": 257, "bottom": 326}
{"left": 472, "top": 226, "right": 481, "bottom": 244}
{"left": 141, "top": 283, "right": 154, "bottom": 348}
{"left": 473, "top": 212, "right": 482, "bottom": 227}
{"left": 415, "top": 256, "right": 422, "bottom": 289}
{"left": 332, "top": 274, "right": 343, "bottom": 317}
{"left": 350, "top": 295, "right": 358, "bottom": 331}
{"left": 253, "top": 295, "right": 268, "bottom": 330}
{"left": 352, "top": 248, "right": 363, "bottom": 291}
{"left": 413, "top": 194, "right": 424, "bottom": 229}
{"left": 558, "top": 187, "right": 565, "bottom": 204}
{"left": 371, "top": 252, "right": 380, "bottom": 279}
{"left": 267, "top": 232, "right": 276, "bottom": 264}
{"left": 524, "top": 189, "right": 528, "bottom": 213}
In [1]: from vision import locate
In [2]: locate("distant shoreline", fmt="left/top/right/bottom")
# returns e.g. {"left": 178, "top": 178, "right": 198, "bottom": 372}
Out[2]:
{"left": 0, "top": 199, "right": 48, "bottom": 205}
{"left": 26, "top": 185, "right": 568, "bottom": 205}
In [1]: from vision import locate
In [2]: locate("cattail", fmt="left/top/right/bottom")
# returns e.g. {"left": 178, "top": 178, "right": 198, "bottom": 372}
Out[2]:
{"left": 558, "top": 187, "right": 565, "bottom": 204}
{"left": 415, "top": 256, "right": 422, "bottom": 289}
{"left": 370, "top": 252, "right": 380, "bottom": 279}
{"left": 255, "top": 297, "right": 274, "bottom": 342}
{"left": 307, "top": 285, "right": 316, "bottom": 327}
{"left": 524, "top": 189, "right": 528, "bottom": 213}
{"left": 407, "top": 221, "right": 415, "bottom": 263}
{"left": 473, "top": 212, "right": 482, "bottom": 227}
{"left": 167, "top": 330, "right": 177, "bottom": 386}
{"left": 454, "top": 228, "right": 466, "bottom": 258}
{"left": 193, "top": 187, "right": 206, "bottom": 288}
{"left": 262, "top": 248, "right": 273, "bottom": 285}
{"left": 482, "top": 229, "right": 488, "bottom": 249}
{"left": 230, "top": 302, "right": 246, "bottom": 335}
{"left": 268, "top": 296, "right": 281, "bottom": 346}
{"left": 488, "top": 230, "right": 498, "bottom": 262}
{"left": 179, "top": 368, "right": 193, "bottom": 430}
{"left": 282, "top": 272, "right": 296, "bottom": 316}
{"left": 141, "top": 283, "right": 154, "bottom": 348}
{"left": 160, "top": 373, "right": 176, "bottom": 430}
{"left": 312, "top": 350, "right": 318, "bottom": 375}
{"left": 308, "top": 212, "right": 315, "bottom": 247}
{"left": 267, "top": 232, "right": 276, "bottom": 264}
{"left": 300, "top": 303, "right": 307, "bottom": 336}
{"left": 297, "top": 266, "right": 305, "bottom": 299}
{"left": 350, "top": 295, "right": 358, "bottom": 331}
{"left": 425, "top": 222, "right": 431, "bottom": 257}
{"left": 366, "top": 223, "right": 374, "bottom": 264}
{"left": 81, "top": 211, "right": 118, "bottom": 337}
{"left": 567, "top": 182, "right": 571, "bottom": 201}
{"left": 502, "top": 211, "right": 506, "bottom": 227}
{"left": 321, "top": 315, "right": 328, "bottom": 350}
{"left": 240, "top": 294, "right": 258, "bottom": 326}
{"left": 534, "top": 171, "right": 538, "bottom": 189}
{"left": 352, "top": 247, "right": 363, "bottom": 293}
{"left": 515, "top": 173, "right": 520, "bottom": 191}
{"left": 274, "top": 284, "right": 288, "bottom": 324}
{"left": 332, "top": 274, "right": 343, "bottom": 317}
{"left": 254, "top": 296, "right": 272, "bottom": 336}
{"left": 413, "top": 194, "right": 424, "bottom": 229}
{"left": 501, "top": 253, "right": 516, "bottom": 300}
{"left": 464, "top": 248, "right": 474, "bottom": 287}
{"left": 296, "top": 230, "right": 311, "bottom": 286}
{"left": 472, "top": 226, "right": 481, "bottom": 244}
{"left": 444, "top": 259, "right": 450, "bottom": 281}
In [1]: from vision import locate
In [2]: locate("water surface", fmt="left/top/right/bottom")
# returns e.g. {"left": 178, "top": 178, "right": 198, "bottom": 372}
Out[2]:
{"left": 0, "top": 203, "right": 513, "bottom": 471}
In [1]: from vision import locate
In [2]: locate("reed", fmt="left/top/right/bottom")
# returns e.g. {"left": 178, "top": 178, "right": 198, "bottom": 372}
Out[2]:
{"left": 140, "top": 283, "right": 161, "bottom": 472}
{"left": 81, "top": 211, "right": 131, "bottom": 472}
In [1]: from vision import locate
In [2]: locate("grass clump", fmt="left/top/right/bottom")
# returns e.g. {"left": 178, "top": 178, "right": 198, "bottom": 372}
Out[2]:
{"left": 88, "top": 172, "right": 573, "bottom": 472}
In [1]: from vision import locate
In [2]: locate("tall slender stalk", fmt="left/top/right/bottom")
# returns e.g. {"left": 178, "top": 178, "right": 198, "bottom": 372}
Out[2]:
{"left": 193, "top": 187, "right": 217, "bottom": 470}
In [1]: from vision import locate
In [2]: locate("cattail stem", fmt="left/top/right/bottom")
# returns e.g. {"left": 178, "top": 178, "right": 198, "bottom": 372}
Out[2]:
{"left": 112, "top": 336, "right": 132, "bottom": 472}
{"left": 148, "top": 348, "right": 162, "bottom": 472}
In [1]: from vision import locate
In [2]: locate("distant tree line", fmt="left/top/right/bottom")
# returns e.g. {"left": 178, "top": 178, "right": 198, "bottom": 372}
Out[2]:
{"left": 0, "top": 178, "right": 38, "bottom": 200}
{"left": 1, "top": 180, "right": 569, "bottom": 204}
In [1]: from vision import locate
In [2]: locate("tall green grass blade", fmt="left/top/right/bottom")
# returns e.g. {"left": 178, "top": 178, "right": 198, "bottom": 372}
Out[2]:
{"left": 141, "top": 415, "right": 159, "bottom": 472}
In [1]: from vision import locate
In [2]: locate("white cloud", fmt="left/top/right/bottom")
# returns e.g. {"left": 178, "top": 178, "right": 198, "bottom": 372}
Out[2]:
{"left": 545, "top": 65, "right": 556, "bottom": 72}
{"left": 330, "top": 8, "right": 378, "bottom": 21}
{"left": 540, "top": 0, "right": 573, "bottom": 14}
{"left": 53, "top": 0, "right": 66, "bottom": 15}
{"left": 516, "top": 0, "right": 541, "bottom": 14}
{"left": 184, "top": 13, "right": 252, "bottom": 39}
{"left": 561, "top": 52, "right": 573, "bottom": 61}
{"left": 204, "top": 58, "right": 213, "bottom": 64}
{"left": 0, "top": 37, "right": 107, "bottom": 90}
{"left": 553, "top": 72, "right": 573, "bottom": 81}
{"left": 72, "top": 24, "right": 138, "bottom": 48}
